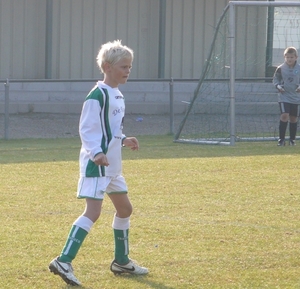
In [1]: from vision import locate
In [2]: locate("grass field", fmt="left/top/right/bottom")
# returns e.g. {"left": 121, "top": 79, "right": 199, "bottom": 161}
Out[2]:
{"left": 0, "top": 135, "right": 300, "bottom": 289}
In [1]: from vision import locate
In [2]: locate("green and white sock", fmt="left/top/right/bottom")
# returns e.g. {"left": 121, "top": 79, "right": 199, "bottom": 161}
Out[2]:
{"left": 59, "top": 216, "right": 93, "bottom": 263}
{"left": 112, "top": 215, "right": 130, "bottom": 265}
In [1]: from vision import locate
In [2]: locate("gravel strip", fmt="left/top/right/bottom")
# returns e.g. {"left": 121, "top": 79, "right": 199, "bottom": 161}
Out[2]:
{"left": 0, "top": 113, "right": 178, "bottom": 139}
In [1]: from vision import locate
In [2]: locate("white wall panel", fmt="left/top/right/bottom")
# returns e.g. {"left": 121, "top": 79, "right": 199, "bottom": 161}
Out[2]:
{"left": 164, "top": 0, "right": 229, "bottom": 79}
{"left": 0, "top": 0, "right": 244, "bottom": 80}
{"left": 0, "top": 0, "right": 46, "bottom": 79}
{"left": 0, "top": 1, "right": 13, "bottom": 78}
{"left": 235, "top": 6, "right": 269, "bottom": 77}
{"left": 51, "top": 0, "right": 159, "bottom": 79}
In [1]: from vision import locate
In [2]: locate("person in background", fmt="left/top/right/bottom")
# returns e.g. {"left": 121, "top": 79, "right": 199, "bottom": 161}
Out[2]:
{"left": 273, "top": 46, "right": 300, "bottom": 146}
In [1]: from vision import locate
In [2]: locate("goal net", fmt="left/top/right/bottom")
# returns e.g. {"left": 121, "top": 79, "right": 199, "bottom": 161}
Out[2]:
{"left": 174, "top": 1, "right": 300, "bottom": 145}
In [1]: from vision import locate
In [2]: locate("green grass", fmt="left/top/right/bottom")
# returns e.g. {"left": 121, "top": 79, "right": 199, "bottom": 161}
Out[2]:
{"left": 1, "top": 136, "right": 300, "bottom": 288}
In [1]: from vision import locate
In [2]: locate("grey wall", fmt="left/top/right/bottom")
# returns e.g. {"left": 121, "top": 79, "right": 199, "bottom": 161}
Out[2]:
{"left": 0, "top": 0, "right": 229, "bottom": 80}
{"left": 1, "top": 0, "right": 294, "bottom": 80}
{"left": 0, "top": 0, "right": 46, "bottom": 79}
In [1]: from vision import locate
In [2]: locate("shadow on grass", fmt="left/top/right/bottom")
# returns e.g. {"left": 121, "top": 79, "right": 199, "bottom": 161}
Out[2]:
{"left": 116, "top": 274, "right": 177, "bottom": 289}
{"left": 60, "top": 275, "right": 177, "bottom": 289}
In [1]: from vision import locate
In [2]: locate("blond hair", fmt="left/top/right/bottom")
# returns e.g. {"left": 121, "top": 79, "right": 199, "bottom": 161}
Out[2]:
{"left": 96, "top": 40, "right": 134, "bottom": 73}
{"left": 284, "top": 46, "right": 298, "bottom": 57}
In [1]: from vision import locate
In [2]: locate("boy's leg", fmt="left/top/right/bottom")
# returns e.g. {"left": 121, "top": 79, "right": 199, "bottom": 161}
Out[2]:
{"left": 289, "top": 122, "right": 297, "bottom": 141}
{"left": 278, "top": 104, "right": 289, "bottom": 144}
{"left": 49, "top": 176, "right": 106, "bottom": 285}
{"left": 106, "top": 178, "right": 132, "bottom": 264}
{"left": 108, "top": 193, "right": 148, "bottom": 275}
{"left": 59, "top": 197, "right": 103, "bottom": 262}
{"left": 279, "top": 120, "right": 288, "bottom": 140}
{"left": 49, "top": 215, "right": 94, "bottom": 286}
{"left": 289, "top": 106, "right": 298, "bottom": 143}
{"left": 59, "top": 215, "right": 94, "bottom": 262}
{"left": 112, "top": 214, "right": 130, "bottom": 265}
{"left": 278, "top": 120, "right": 288, "bottom": 146}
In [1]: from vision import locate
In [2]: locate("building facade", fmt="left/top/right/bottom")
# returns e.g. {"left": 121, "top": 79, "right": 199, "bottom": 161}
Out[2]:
{"left": 0, "top": 0, "right": 299, "bottom": 80}
{"left": 0, "top": 0, "right": 230, "bottom": 80}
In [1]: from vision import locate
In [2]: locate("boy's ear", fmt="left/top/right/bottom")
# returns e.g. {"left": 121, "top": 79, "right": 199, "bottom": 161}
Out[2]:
{"left": 103, "top": 61, "right": 111, "bottom": 72}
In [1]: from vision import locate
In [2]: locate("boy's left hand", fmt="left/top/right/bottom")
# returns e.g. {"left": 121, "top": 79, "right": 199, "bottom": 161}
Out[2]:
{"left": 296, "top": 85, "right": 300, "bottom": 93}
{"left": 123, "top": 137, "right": 139, "bottom": 151}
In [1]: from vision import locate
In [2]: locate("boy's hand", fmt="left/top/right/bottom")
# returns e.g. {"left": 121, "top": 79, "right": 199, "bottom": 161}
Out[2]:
{"left": 276, "top": 84, "right": 285, "bottom": 92}
{"left": 296, "top": 85, "right": 300, "bottom": 93}
{"left": 123, "top": 137, "right": 139, "bottom": 151}
{"left": 93, "top": 153, "right": 109, "bottom": 166}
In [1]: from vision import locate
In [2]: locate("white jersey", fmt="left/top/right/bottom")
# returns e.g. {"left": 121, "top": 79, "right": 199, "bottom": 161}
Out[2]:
{"left": 79, "top": 81, "right": 126, "bottom": 177}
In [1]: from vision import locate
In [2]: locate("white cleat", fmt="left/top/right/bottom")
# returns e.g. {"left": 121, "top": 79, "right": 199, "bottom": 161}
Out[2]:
{"left": 49, "top": 257, "right": 81, "bottom": 286}
{"left": 110, "top": 259, "right": 149, "bottom": 275}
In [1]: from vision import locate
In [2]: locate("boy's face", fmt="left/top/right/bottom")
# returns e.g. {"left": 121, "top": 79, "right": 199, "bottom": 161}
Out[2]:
{"left": 284, "top": 53, "right": 297, "bottom": 66}
{"left": 104, "top": 57, "right": 132, "bottom": 88}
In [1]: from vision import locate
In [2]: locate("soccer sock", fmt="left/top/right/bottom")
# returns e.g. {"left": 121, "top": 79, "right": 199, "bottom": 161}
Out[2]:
{"left": 58, "top": 216, "right": 94, "bottom": 263}
{"left": 279, "top": 120, "right": 288, "bottom": 140}
{"left": 112, "top": 214, "right": 130, "bottom": 265}
{"left": 289, "top": 122, "right": 297, "bottom": 140}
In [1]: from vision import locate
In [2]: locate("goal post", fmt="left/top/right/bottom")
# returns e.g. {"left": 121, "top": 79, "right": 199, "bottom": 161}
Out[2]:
{"left": 174, "top": 1, "right": 300, "bottom": 146}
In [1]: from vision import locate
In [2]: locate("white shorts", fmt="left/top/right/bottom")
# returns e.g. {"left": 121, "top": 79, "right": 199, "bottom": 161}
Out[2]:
{"left": 77, "top": 175, "right": 128, "bottom": 200}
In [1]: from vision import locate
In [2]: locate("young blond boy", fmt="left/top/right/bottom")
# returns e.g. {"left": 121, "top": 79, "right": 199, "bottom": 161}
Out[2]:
{"left": 49, "top": 40, "right": 148, "bottom": 286}
{"left": 273, "top": 46, "right": 300, "bottom": 146}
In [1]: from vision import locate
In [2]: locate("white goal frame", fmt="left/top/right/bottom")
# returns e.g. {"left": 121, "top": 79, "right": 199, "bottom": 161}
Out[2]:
{"left": 174, "top": 1, "right": 300, "bottom": 146}
{"left": 228, "top": 1, "right": 300, "bottom": 145}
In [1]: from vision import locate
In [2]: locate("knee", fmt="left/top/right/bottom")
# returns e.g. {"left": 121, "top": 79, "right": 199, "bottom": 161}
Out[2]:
{"left": 281, "top": 114, "right": 289, "bottom": 122}
{"left": 83, "top": 199, "right": 102, "bottom": 222}
{"left": 84, "top": 212, "right": 100, "bottom": 223}
{"left": 117, "top": 204, "right": 133, "bottom": 218}
{"left": 127, "top": 205, "right": 133, "bottom": 217}
{"left": 83, "top": 209, "right": 101, "bottom": 223}
{"left": 92, "top": 211, "right": 101, "bottom": 222}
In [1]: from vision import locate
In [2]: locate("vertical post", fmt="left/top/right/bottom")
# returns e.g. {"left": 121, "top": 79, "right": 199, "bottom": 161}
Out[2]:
{"left": 4, "top": 79, "right": 9, "bottom": 140}
{"left": 229, "top": 3, "right": 236, "bottom": 146}
{"left": 169, "top": 78, "right": 174, "bottom": 134}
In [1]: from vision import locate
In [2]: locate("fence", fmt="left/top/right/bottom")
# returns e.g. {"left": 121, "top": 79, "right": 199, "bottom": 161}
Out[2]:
{"left": 1, "top": 78, "right": 199, "bottom": 139}
{"left": 1, "top": 78, "right": 278, "bottom": 141}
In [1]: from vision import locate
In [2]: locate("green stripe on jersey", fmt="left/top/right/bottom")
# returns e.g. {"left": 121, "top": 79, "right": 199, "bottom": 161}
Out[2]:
{"left": 84, "top": 86, "right": 106, "bottom": 177}
{"left": 102, "top": 88, "right": 112, "bottom": 150}
{"left": 86, "top": 159, "right": 102, "bottom": 177}
{"left": 83, "top": 86, "right": 114, "bottom": 177}
{"left": 85, "top": 86, "right": 105, "bottom": 109}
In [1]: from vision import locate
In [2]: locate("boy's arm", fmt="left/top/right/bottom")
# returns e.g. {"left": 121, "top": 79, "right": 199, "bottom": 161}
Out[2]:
{"left": 296, "top": 67, "right": 300, "bottom": 92}
{"left": 273, "top": 67, "right": 284, "bottom": 92}
{"left": 122, "top": 137, "right": 139, "bottom": 151}
{"left": 79, "top": 99, "right": 104, "bottom": 159}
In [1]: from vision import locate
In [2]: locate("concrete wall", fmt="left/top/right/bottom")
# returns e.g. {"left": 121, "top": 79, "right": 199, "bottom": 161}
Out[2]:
{"left": 0, "top": 81, "right": 197, "bottom": 115}
{"left": 0, "top": 80, "right": 278, "bottom": 115}
{"left": 2, "top": 1, "right": 300, "bottom": 80}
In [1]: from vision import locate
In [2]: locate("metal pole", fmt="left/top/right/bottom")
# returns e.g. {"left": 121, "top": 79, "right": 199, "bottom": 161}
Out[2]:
{"left": 169, "top": 78, "right": 174, "bottom": 134}
{"left": 4, "top": 79, "right": 9, "bottom": 140}
{"left": 229, "top": 3, "right": 236, "bottom": 145}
